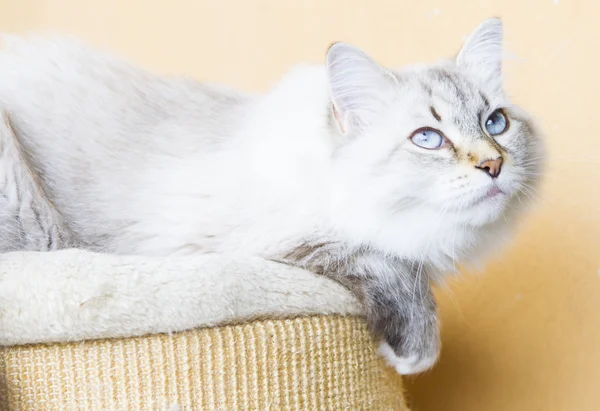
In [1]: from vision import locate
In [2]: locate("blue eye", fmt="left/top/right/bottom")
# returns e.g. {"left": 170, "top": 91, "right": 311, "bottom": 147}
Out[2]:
{"left": 410, "top": 128, "right": 444, "bottom": 149}
{"left": 485, "top": 109, "right": 509, "bottom": 136}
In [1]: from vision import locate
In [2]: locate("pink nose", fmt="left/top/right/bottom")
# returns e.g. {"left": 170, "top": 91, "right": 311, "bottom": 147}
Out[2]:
{"left": 476, "top": 157, "right": 503, "bottom": 178}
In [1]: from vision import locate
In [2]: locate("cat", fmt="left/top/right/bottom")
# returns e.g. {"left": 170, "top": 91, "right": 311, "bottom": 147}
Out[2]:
{"left": 0, "top": 18, "right": 543, "bottom": 374}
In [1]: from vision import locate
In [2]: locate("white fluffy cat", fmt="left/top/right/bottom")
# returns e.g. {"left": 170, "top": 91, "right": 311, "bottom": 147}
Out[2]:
{"left": 0, "top": 18, "right": 543, "bottom": 374}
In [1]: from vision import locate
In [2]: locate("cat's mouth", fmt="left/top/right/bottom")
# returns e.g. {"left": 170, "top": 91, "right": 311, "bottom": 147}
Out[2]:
{"left": 471, "top": 185, "right": 505, "bottom": 207}
{"left": 485, "top": 186, "right": 503, "bottom": 198}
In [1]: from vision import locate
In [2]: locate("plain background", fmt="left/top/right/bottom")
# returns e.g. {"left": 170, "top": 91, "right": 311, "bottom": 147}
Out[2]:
{"left": 0, "top": 1, "right": 598, "bottom": 410}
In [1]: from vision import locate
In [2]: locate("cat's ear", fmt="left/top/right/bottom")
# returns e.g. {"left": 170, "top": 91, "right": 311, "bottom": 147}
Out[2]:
{"left": 326, "top": 43, "right": 395, "bottom": 135}
{"left": 456, "top": 18, "right": 504, "bottom": 93}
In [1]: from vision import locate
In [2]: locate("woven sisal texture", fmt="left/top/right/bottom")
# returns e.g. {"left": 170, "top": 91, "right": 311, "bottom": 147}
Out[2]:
{"left": 0, "top": 315, "right": 408, "bottom": 410}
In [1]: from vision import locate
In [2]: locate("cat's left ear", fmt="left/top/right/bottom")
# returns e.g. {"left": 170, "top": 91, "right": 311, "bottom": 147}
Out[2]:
{"left": 326, "top": 43, "right": 396, "bottom": 135}
{"left": 456, "top": 18, "right": 504, "bottom": 93}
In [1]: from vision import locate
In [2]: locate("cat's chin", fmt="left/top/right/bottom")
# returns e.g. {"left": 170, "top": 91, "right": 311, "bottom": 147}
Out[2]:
{"left": 457, "top": 195, "right": 511, "bottom": 227}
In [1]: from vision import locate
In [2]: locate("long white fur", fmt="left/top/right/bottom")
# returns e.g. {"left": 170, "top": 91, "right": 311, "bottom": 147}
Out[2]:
{"left": 0, "top": 19, "right": 543, "bottom": 374}
{"left": 0, "top": 25, "right": 530, "bottom": 265}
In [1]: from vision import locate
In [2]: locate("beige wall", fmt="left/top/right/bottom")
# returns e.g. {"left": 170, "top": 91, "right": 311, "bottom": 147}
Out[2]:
{"left": 1, "top": 1, "right": 599, "bottom": 410}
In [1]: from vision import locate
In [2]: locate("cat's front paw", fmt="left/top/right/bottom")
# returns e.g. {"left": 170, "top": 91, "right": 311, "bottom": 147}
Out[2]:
{"left": 378, "top": 341, "right": 438, "bottom": 375}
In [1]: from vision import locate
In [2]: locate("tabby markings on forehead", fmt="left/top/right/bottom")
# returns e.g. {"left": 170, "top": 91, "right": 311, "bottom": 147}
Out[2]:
{"left": 418, "top": 80, "right": 433, "bottom": 97}
{"left": 430, "top": 69, "right": 470, "bottom": 108}
{"left": 479, "top": 91, "right": 490, "bottom": 107}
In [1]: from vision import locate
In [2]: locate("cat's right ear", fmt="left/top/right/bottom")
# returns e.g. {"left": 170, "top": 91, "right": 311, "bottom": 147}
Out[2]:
{"left": 326, "top": 43, "right": 395, "bottom": 135}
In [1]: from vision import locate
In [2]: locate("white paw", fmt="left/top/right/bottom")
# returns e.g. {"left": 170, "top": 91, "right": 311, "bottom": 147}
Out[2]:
{"left": 378, "top": 342, "right": 437, "bottom": 375}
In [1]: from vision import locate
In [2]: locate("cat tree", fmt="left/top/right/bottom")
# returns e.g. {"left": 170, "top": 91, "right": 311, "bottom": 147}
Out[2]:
{"left": 0, "top": 250, "right": 408, "bottom": 410}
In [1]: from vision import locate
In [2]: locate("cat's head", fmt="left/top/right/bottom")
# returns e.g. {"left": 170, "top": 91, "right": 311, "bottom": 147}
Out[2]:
{"left": 326, "top": 18, "right": 543, "bottom": 260}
